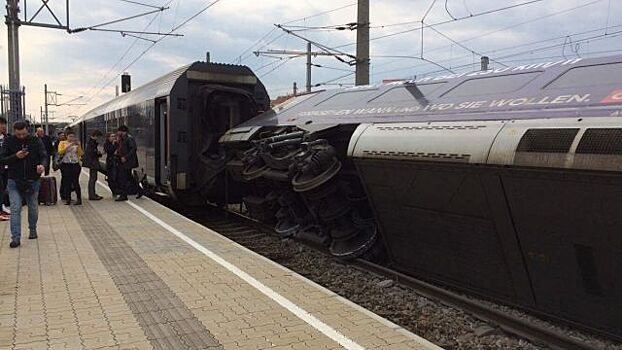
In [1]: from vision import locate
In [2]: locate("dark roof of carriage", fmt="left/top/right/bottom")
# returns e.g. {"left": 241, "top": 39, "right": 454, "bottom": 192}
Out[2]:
{"left": 76, "top": 62, "right": 258, "bottom": 124}
{"left": 240, "top": 54, "right": 622, "bottom": 127}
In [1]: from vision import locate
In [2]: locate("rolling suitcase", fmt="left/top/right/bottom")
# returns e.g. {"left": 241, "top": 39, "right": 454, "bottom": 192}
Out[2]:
{"left": 38, "top": 176, "right": 58, "bottom": 205}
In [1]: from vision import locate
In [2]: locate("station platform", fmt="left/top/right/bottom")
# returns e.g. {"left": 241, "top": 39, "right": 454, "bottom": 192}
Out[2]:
{"left": 0, "top": 171, "right": 441, "bottom": 350}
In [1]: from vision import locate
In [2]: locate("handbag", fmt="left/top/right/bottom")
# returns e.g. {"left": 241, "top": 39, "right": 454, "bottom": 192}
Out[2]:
{"left": 52, "top": 153, "right": 60, "bottom": 171}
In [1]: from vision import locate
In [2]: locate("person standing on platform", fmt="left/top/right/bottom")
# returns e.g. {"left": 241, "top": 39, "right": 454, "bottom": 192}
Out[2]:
{"left": 0, "top": 121, "right": 47, "bottom": 248}
{"left": 35, "top": 127, "right": 53, "bottom": 176}
{"left": 114, "top": 125, "right": 143, "bottom": 201}
{"left": 57, "top": 131, "right": 83, "bottom": 206}
{"left": 55, "top": 131, "right": 69, "bottom": 199}
{"left": 103, "top": 133, "right": 119, "bottom": 197}
{"left": 54, "top": 131, "right": 66, "bottom": 155}
{"left": 0, "top": 118, "right": 10, "bottom": 221}
{"left": 83, "top": 130, "right": 103, "bottom": 200}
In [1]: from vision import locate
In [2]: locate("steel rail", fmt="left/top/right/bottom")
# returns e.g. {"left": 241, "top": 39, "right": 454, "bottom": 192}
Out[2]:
{"left": 352, "top": 259, "right": 605, "bottom": 350}
{"left": 159, "top": 199, "right": 616, "bottom": 350}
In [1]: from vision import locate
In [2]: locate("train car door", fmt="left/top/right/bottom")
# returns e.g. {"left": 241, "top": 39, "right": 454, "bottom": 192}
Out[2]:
{"left": 155, "top": 98, "right": 168, "bottom": 185}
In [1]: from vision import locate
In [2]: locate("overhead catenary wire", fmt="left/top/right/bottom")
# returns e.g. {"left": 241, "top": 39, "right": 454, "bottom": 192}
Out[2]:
{"left": 71, "top": 6, "right": 169, "bottom": 33}
{"left": 444, "top": 0, "right": 457, "bottom": 20}
{"left": 333, "top": 0, "right": 546, "bottom": 49}
{"left": 368, "top": 0, "right": 606, "bottom": 77}
{"left": 170, "top": 0, "right": 221, "bottom": 32}
{"left": 314, "top": 72, "right": 355, "bottom": 87}
{"left": 311, "top": 64, "right": 355, "bottom": 73}
{"left": 118, "top": 0, "right": 164, "bottom": 10}
{"left": 76, "top": 0, "right": 175, "bottom": 111}
{"left": 426, "top": 26, "right": 508, "bottom": 67}
{"left": 282, "top": 2, "right": 356, "bottom": 25}
{"left": 232, "top": 3, "right": 357, "bottom": 64}
{"left": 254, "top": 54, "right": 303, "bottom": 72}
{"left": 78, "top": 0, "right": 223, "bottom": 112}
{"left": 387, "top": 29, "right": 622, "bottom": 81}
{"left": 421, "top": 0, "right": 438, "bottom": 23}
{"left": 370, "top": 22, "right": 622, "bottom": 78}
{"left": 281, "top": 23, "right": 356, "bottom": 31}
{"left": 259, "top": 56, "right": 297, "bottom": 77}
{"left": 275, "top": 25, "right": 357, "bottom": 65}
{"left": 372, "top": 0, "right": 545, "bottom": 29}
{"left": 263, "top": 0, "right": 554, "bottom": 92}
{"left": 239, "top": 32, "right": 286, "bottom": 65}
{"left": 87, "top": 28, "right": 183, "bottom": 36}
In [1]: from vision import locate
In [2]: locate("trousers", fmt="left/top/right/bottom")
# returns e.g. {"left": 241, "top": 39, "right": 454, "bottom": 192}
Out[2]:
{"left": 60, "top": 163, "right": 82, "bottom": 201}
{"left": 7, "top": 179, "right": 40, "bottom": 241}
{"left": 88, "top": 168, "right": 99, "bottom": 198}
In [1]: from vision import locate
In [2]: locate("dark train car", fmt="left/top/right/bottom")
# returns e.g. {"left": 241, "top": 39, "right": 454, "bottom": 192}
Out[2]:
{"left": 220, "top": 55, "right": 622, "bottom": 337}
{"left": 72, "top": 62, "right": 269, "bottom": 198}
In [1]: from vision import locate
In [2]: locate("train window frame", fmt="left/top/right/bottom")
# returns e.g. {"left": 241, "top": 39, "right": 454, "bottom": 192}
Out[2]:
{"left": 368, "top": 82, "right": 447, "bottom": 105}
{"left": 314, "top": 88, "right": 379, "bottom": 108}
{"left": 441, "top": 71, "right": 542, "bottom": 98}
{"left": 544, "top": 62, "right": 622, "bottom": 90}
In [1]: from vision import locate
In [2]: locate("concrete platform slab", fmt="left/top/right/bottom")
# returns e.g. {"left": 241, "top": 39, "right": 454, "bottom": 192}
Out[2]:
{"left": 0, "top": 171, "right": 442, "bottom": 350}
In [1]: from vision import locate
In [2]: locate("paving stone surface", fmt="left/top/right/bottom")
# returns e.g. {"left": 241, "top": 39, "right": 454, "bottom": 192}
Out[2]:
{"left": 0, "top": 172, "right": 441, "bottom": 350}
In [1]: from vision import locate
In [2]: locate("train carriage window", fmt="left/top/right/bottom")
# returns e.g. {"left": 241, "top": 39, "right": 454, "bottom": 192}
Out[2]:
{"left": 369, "top": 82, "right": 446, "bottom": 105}
{"left": 316, "top": 89, "right": 377, "bottom": 107}
{"left": 442, "top": 71, "right": 541, "bottom": 98}
{"left": 546, "top": 62, "right": 622, "bottom": 89}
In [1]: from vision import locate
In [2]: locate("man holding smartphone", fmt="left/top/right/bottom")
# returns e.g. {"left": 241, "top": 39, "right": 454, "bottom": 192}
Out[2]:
{"left": 0, "top": 121, "right": 47, "bottom": 248}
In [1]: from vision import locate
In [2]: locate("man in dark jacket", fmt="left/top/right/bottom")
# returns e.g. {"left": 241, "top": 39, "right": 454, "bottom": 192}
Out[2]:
{"left": 0, "top": 121, "right": 47, "bottom": 248}
{"left": 84, "top": 130, "right": 103, "bottom": 200}
{"left": 36, "top": 127, "right": 53, "bottom": 175}
{"left": 114, "top": 125, "right": 143, "bottom": 201}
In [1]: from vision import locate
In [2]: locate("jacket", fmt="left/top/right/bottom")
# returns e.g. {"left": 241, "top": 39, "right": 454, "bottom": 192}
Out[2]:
{"left": 57, "top": 140, "right": 84, "bottom": 164}
{"left": 104, "top": 141, "right": 117, "bottom": 169}
{"left": 116, "top": 134, "right": 138, "bottom": 169}
{"left": 83, "top": 137, "right": 101, "bottom": 169}
{"left": 38, "top": 135, "right": 54, "bottom": 157}
{"left": 0, "top": 133, "right": 8, "bottom": 174}
{"left": 0, "top": 135, "right": 48, "bottom": 181}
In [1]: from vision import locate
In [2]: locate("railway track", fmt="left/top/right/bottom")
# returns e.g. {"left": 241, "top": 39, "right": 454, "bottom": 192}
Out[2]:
{"left": 159, "top": 199, "right": 615, "bottom": 350}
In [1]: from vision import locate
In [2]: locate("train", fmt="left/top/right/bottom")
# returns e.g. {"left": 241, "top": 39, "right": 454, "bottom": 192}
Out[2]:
{"left": 73, "top": 62, "right": 270, "bottom": 200}
{"left": 72, "top": 54, "right": 622, "bottom": 339}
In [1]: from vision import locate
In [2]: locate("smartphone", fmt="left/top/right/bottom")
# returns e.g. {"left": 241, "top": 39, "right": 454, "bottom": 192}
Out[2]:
{"left": 21, "top": 144, "right": 29, "bottom": 151}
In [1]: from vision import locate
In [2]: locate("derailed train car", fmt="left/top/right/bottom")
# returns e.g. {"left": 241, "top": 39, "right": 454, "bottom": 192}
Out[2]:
{"left": 73, "top": 62, "right": 270, "bottom": 199}
{"left": 220, "top": 55, "right": 622, "bottom": 337}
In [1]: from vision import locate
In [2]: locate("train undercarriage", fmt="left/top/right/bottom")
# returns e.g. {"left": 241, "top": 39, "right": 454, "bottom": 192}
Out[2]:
{"left": 218, "top": 125, "right": 381, "bottom": 260}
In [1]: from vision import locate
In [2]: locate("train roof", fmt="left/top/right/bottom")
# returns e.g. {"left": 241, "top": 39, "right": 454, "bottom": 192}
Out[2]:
{"left": 241, "top": 54, "right": 622, "bottom": 128}
{"left": 76, "top": 62, "right": 260, "bottom": 124}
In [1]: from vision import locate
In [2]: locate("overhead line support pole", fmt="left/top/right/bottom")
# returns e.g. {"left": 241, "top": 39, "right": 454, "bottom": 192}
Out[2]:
{"left": 355, "top": 0, "right": 370, "bottom": 86}
{"left": 306, "top": 42, "right": 312, "bottom": 93}
{"left": 44, "top": 83, "right": 48, "bottom": 134}
{"left": 6, "top": 0, "right": 22, "bottom": 124}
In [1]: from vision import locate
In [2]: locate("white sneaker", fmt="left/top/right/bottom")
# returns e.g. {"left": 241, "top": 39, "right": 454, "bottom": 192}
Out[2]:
{"left": 2, "top": 205, "right": 10, "bottom": 214}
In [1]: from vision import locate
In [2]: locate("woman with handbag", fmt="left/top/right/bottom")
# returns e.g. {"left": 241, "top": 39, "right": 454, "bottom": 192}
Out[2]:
{"left": 57, "top": 130, "right": 84, "bottom": 205}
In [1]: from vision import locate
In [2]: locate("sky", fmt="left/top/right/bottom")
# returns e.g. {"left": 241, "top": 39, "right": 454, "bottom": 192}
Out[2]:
{"left": 1, "top": 0, "right": 621, "bottom": 122}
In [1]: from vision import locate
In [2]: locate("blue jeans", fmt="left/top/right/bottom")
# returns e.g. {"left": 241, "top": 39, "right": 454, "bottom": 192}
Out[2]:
{"left": 7, "top": 179, "right": 40, "bottom": 241}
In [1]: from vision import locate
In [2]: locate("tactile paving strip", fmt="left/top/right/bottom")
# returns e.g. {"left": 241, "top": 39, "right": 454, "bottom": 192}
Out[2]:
{"left": 71, "top": 202, "right": 224, "bottom": 350}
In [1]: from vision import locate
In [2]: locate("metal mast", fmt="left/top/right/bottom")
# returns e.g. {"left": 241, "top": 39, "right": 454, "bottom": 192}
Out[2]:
{"left": 355, "top": 0, "right": 370, "bottom": 86}
{"left": 4, "top": 0, "right": 172, "bottom": 124}
{"left": 6, "top": 0, "right": 22, "bottom": 124}
{"left": 306, "top": 42, "right": 312, "bottom": 93}
{"left": 254, "top": 49, "right": 350, "bottom": 92}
